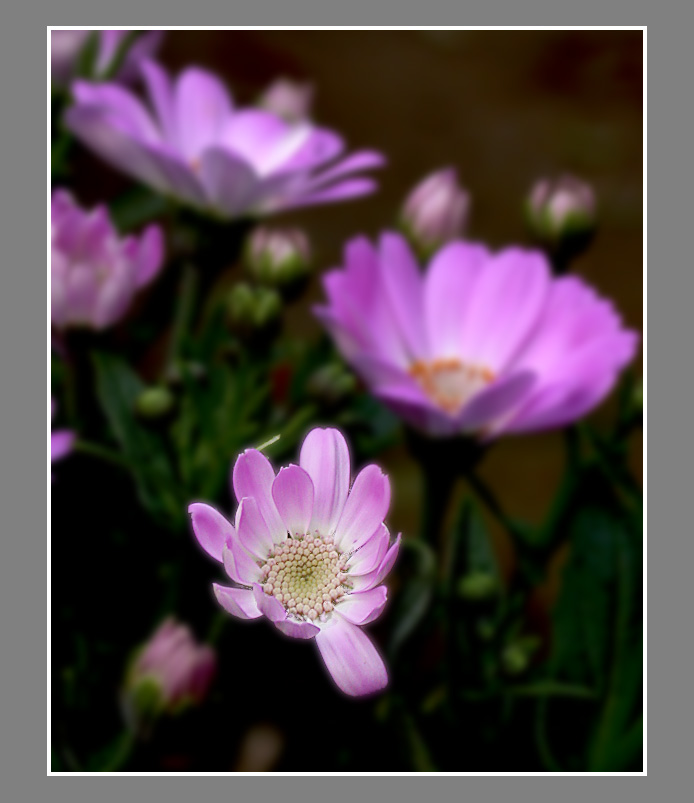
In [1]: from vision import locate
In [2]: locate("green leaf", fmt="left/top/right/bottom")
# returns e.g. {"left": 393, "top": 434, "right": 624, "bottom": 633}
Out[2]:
{"left": 92, "top": 351, "right": 183, "bottom": 526}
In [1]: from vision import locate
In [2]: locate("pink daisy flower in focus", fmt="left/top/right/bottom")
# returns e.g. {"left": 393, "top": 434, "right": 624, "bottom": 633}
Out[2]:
{"left": 316, "top": 232, "right": 638, "bottom": 438}
{"left": 189, "top": 428, "right": 400, "bottom": 697}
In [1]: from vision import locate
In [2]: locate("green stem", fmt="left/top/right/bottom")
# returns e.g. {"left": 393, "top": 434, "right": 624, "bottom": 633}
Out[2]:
{"left": 465, "top": 470, "right": 525, "bottom": 543}
{"left": 98, "top": 731, "right": 136, "bottom": 773}
{"left": 162, "top": 261, "right": 199, "bottom": 383}
{"left": 74, "top": 440, "right": 129, "bottom": 470}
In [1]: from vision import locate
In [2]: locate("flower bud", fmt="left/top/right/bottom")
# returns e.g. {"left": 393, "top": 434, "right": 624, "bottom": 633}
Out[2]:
{"left": 501, "top": 635, "right": 541, "bottom": 676}
{"left": 226, "top": 282, "right": 282, "bottom": 338}
{"left": 257, "top": 78, "right": 314, "bottom": 123}
{"left": 244, "top": 227, "right": 312, "bottom": 296}
{"left": 457, "top": 571, "right": 498, "bottom": 601}
{"left": 122, "top": 618, "right": 216, "bottom": 734}
{"left": 306, "top": 363, "right": 358, "bottom": 408}
{"left": 400, "top": 168, "right": 470, "bottom": 259}
{"left": 525, "top": 174, "right": 597, "bottom": 261}
{"left": 134, "top": 386, "right": 175, "bottom": 421}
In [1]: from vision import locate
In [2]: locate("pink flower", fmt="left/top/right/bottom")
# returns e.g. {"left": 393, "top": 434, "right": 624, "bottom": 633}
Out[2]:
{"left": 189, "top": 428, "right": 399, "bottom": 697}
{"left": 51, "top": 190, "right": 164, "bottom": 331}
{"left": 51, "top": 29, "right": 163, "bottom": 86}
{"left": 316, "top": 232, "right": 638, "bottom": 438}
{"left": 64, "top": 61, "right": 385, "bottom": 220}
{"left": 400, "top": 167, "right": 470, "bottom": 257}
{"left": 123, "top": 618, "right": 217, "bottom": 725}
{"left": 51, "top": 399, "right": 74, "bottom": 479}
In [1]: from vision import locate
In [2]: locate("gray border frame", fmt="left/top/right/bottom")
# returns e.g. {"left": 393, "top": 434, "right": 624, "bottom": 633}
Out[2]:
{"left": 2, "top": 12, "right": 654, "bottom": 802}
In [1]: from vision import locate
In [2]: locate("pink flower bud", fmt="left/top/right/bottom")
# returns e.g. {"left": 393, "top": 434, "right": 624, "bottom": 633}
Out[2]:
{"left": 123, "top": 618, "right": 217, "bottom": 730}
{"left": 400, "top": 167, "right": 470, "bottom": 258}
{"left": 526, "top": 174, "right": 597, "bottom": 243}
{"left": 51, "top": 190, "right": 164, "bottom": 331}
{"left": 245, "top": 227, "right": 312, "bottom": 290}
{"left": 257, "top": 77, "right": 314, "bottom": 123}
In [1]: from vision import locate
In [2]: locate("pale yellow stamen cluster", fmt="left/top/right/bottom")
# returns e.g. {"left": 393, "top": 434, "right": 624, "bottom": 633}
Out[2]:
{"left": 409, "top": 357, "right": 495, "bottom": 414}
{"left": 260, "top": 533, "right": 349, "bottom": 620}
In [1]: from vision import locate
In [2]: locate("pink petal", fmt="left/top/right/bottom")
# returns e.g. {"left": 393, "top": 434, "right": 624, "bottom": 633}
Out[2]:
{"left": 271, "top": 464, "right": 314, "bottom": 536}
{"left": 222, "top": 543, "right": 262, "bottom": 586}
{"left": 188, "top": 502, "right": 233, "bottom": 563}
{"left": 232, "top": 449, "right": 286, "bottom": 540}
{"left": 334, "top": 465, "right": 391, "bottom": 552}
{"left": 271, "top": 178, "right": 378, "bottom": 213}
{"left": 51, "top": 430, "right": 74, "bottom": 462}
{"left": 252, "top": 583, "right": 287, "bottom": 623}
{"left": 456, "top": 370, "right": 536, "bottom": 433}
{"left": 347, "top": 523, "right": 390, "bottom": 575}
{"left": 133, "top": 225, "right": 164, "bottom": 288}
{"left": 335, "top": 585, "right": 388, "bottom": 625}
{"left": 460, "top": 247, "right": 550, "bottom": 371}
{"left": 236, "top": 496, "right": 275, "bottom": 560}
{"left": 349, "top": 534, "right": 401, "bottom": 592}
{"left": 72, "top": 80, "right": 160, "bottom": 142}
{"left": 213, "top": 584, "right": 262, "bottom": 620}
{"left": 378, "top": 232, "right": 428, "bottom": 360}
{"left": 198, "top": 147, "right": 259, "bottom": 217}
{"left": 140, "top": 59, "right": 178, "bottom": 144}
{"left": 315, "top": 615, "right": 388, "bottom": 696}
{"left": 175, "top": 66, "right": 233, "bottom": 158}
{"left": 274, "top": 619, "right": 320, "bottom": 640}
{"left": 424, "top": 240, "right": 490, "bottom": 357}
{"left": 299, "top": 428, "right": 350, "bottom": 536}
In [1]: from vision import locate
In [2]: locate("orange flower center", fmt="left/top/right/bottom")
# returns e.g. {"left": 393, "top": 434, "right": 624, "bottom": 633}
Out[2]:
{"left": 409, "top": 357, "right": 495, "bottom": 414}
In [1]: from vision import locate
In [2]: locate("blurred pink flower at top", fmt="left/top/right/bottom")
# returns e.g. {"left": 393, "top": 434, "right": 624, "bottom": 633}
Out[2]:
{"left": 257, "top": 77, "right": 314, "bottom": 123}
{"left": 123, "top": 618, "right": 217, "bottom": 728}
{"left": 189, "top": 427, "right": 399, "bottom": 697}
{"left": 51, "top": 29, "right": 163, "bottom": 86}
{"left": 51, "top": 190, "right": 164, "bottom": 331}
{"left": 400, "top": 167, "right": 470, "bottom": 257}
{"left": 64, "top": 61, "right": 385, "bottom": 221}
{"left": 315, "top": 232, "right": 638, "bottom": 438}
{"left": 51, "top": 399, "right": 74, "bottom": 480}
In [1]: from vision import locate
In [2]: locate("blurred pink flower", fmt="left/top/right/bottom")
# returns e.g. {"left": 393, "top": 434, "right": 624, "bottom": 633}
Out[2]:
{"left": 257, "top": 77, "right": 314, "bottom": 123}
{"left": 124, "top": 618, "right": 217, "bottom": 724}
{"left": 400, "top": 167, "right": 470, "bottom": 256}
{"left": 316, "top": 232, "right": 638, "bottom": 438}
{"left": 51, "top": 190, "right": 164, "bottom": 330}
{"left": 51, "top": 399, "right": 74, "bottom": 480}
{"left": 65, "top": 61, "right": 385, "bottom": 220}
{"left": 189, "top": 427, "right": 399, "bottom": 697}
{"left": 51, "top": 29, "right": 163, "bottom": 86}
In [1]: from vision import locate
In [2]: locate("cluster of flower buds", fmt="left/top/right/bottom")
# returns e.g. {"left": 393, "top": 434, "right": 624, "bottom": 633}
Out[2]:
{"left": 257, "top": 77, "right": 314, "bottom": 123}
{"left": 399, "top": 167, "right": 470, "bottom": 259}
{"left": 525, "top": 174, "right": 597, "bottom": 265}
{"left": 306, "top": 363, "right": 358, "bottom": 408}
{"left": 121, "top": 618, "right": 216, "bottom": 734}
{"left": 226, "top": 282, "right": 283, "bottom": 339}
{"left": 134, "top": 386, "right": 176, "bottom": 422}
{"left": 244, "top": 226, "right": 312, "bottom": 297}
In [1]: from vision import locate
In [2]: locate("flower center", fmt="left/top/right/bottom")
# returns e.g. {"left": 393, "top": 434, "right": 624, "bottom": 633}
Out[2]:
{"left": 409, "top": 357, "right": 495, "bottom": 414}
{"left": 260, "top": 533, "right": 348, "bottom": 620}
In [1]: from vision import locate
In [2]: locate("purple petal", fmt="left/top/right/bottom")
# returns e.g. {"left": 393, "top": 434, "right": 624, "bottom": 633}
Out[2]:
{"left": 92, "top": 270, "right": 137, "bottom": 329}
{"left": 299, "top": 428, "right": 350, "bottom": 536}
{"left": 378, "top": 232, "right": 428, "bottom": 360}
{"left": 175, "top": 66, "right": 233, "bottom": 158}
{"left": 456, "top": 371, "right": 536, "bottom": 433}
{"left": 232, "top": 449, "right": 286, "bottom": 539}
{"left": 271, "top": 464, "right": 314, "bottom": 537}
{"left": 213, "top": 583, "right": 262, "bottom": 620}
{"left": 51, "top": 430, "right": 74, "bottom": 463}
{"left": 140, "top": 59, "right": 178, "bottom": 144}
{"left": 221, "top": 109, "right": 292, "bottom": 172}
{"left": 72, "top": 80, "right": 160, "bottom": 142}
{"left": 198, "top": 147, "right": 259, "bottom": 217}
{"left": 252, "top": 583, "right": 287, "bottom": 623}
{"left": 236, "top": 496, "right": 276, "bottom": 560}
{"left": 274, "top": 619, "right": 320, "bottom": 640}
{"left": 132, "top": 224, "right": 164, "bottom": 288}
{"left": 271, "top": 128, "right": 345, "bottom": 175}
{"left": 188, "top": 502, "right": 233, "bottom": 563}
{"left": 222, "top": 543, "right": 262, "bottom": 586}
{"left": 424, "top": 241, "right": 490, "bottom": 357}
{"left": 269, "top": 177, "right": 378, "bottom": 213}
{"left": 334, "top": 465, "right": 390, "bottom": 552}
{"left": 335, "top": 586, "right": 388, "bottom": 625}
{"left": 460, "top": 247, "right": 550, "bottom": 371}
{"left": 315, "top": 615, "right": 388, "bottom": 696}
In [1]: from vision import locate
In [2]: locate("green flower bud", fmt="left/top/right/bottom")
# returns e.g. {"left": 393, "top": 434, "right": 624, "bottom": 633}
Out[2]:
{"left": 307, "top": 363, "right": 358, "bottom": 407}
{"left": 226, "top": 283, "right": 282, "bottom": 339}
{"left": 134, "top": 386, "right": 175, "bottom": 420}
{"left": 458, "top": 571, "right": 498, "bottom": 601}
{"left": 501, "top": 635, "right": 541, "bottom": 676}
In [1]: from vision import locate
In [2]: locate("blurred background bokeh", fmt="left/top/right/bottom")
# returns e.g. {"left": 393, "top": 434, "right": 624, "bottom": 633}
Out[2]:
{"left": 54, "top": 29, "right": 643, "bottom": 772}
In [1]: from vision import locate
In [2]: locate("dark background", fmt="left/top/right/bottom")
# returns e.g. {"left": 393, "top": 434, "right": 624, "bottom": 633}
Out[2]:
{"left": 58, "top": 29, "right": 643, "bottom": 772}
